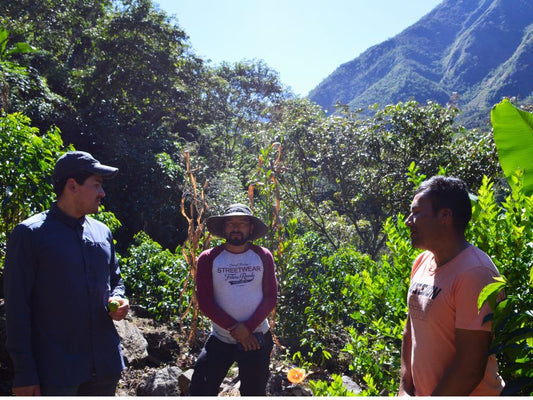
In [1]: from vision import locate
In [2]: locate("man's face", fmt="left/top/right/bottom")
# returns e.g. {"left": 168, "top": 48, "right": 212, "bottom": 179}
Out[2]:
{"left": 405, "top": 192, "right": 443, "bottom": 250}
{"left": 73, "top": 174, "right": 106, "bottom": 216}
{"left": 224, "top": 216, "right": 254, "bottom": 246}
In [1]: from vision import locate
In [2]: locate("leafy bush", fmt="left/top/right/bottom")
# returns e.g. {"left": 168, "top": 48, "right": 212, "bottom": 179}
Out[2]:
{"left": 309, "top": 374, "right": 356, "bottom": 396}
{"left": 0, "top": 112, "right": 67, "bottom": 263}
{"left": 276, "top": 231, "right": 333, "bottom": 347}
{"left": 341, "top": 215, "right": 416, "bottom": 395}
{"left": 120, "top": 231, "right": 192, "bottom": 323}
{"left": 472, "top": 173, "right": 533, "bottom": 395}
{"left": 304, "top": 246, "right": 375, "bottom": 367}
{"left": 276, "top": 230, "right": 375, "bottom": 369}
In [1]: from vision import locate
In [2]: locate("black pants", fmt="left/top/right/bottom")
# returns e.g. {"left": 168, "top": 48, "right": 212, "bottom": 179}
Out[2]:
{"left": 189, "top": 331, "right": 273, "bottom": 396}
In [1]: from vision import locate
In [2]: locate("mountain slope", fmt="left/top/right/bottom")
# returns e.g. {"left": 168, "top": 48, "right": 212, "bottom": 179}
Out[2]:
{"left": 309, "top": 0, "right": 533, "bottom": 125}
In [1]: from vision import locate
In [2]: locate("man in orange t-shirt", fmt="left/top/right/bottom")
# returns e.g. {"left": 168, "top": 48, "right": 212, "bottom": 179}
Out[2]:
{"left": 399, "top": 176, "right": 504, "bottom": 396}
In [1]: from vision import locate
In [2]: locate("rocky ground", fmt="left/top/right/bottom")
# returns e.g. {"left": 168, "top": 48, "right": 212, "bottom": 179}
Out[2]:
{"left": 114, "top": 306, "right": 316, "bottom": 396}
{"left": 0, "top": 300, "right": 365, "bottom": 396}
{"left": 0, "top": 301, "right": 318, "bottom": 396}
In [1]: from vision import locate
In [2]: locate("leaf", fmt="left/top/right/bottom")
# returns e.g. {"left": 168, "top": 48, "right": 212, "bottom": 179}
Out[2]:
{"left": 0, "top": 29, "right": 8, "bottom": 54}
{"left": 478, "top": 280, "right": 506, "bottom": 311}
{"left": 9, "top": 42, "right": 37, "bottom": 55}
{"left": 491, "top": 99, "right": 533, "bottom": 195}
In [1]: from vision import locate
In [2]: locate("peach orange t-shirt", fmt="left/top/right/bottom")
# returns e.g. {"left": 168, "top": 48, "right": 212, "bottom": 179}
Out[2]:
{"left": 407, "top": 245, "right": 504, "bottom": 396}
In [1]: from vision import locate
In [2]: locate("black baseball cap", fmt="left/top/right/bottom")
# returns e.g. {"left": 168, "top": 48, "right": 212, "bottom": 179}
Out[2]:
{"left": 53, "top": 151, "right": 118, "bottom": 183}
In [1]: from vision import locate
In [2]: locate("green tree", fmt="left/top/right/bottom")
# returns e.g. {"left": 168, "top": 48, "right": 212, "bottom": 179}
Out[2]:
{"left": 276, "top": 101, "right": 455, "bottom": 258}
{"left": 0, "top": 29, "right": 37, "bottom": 112}
{"left": 196, "top": 60, "right": 287, "bottom": 195}
{"left": 65, "top": 0, "right": 205, "bottom": 249}
{"left": 120, "top": 231, "right": 191, "bottom": 322}
{"left": 0, "top": 1, "right": 111, "bottom": 128}
{"left": 275, "top": 100, "right": 501, "bottom": 259}
{"left": 1, "top": 0, "right": 208, "bottom": 249}
{"left": 0, "top": 112, "right": 67, "bottom": 262}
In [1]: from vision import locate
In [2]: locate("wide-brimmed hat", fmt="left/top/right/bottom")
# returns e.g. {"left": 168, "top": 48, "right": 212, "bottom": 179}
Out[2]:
{"left": 206, "top": 203, "right": 268, "bottom": 241}
{"left": 53, "top": 151, "right": 118, "bottom": 183}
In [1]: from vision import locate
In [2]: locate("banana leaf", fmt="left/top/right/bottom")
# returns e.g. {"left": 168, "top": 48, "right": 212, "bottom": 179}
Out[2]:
{"left": 491, "top": 99, "right": 533, "bottom": 195}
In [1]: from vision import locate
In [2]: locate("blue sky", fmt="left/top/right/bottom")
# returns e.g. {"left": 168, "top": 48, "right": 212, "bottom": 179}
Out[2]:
{"left": 154, "top": 0, "right": 443, "bottom": 96}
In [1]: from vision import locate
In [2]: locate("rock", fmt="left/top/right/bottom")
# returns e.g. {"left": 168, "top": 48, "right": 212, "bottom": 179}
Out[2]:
{"left": 286, "top": 385, "right": 313, "bottom": 396}
{"left": 114, "top": 319, "right": 149, "bottom": 366}
{"left": 178, "top": 368, "right": 194, "bottom": 396}
{"left": 137, "top": 366, "right": 183, "bottom": 396}
{"left": 219, "top": 379, "right": 240, "bottom": 396}
{"left": 144, "top": 331, "right": 180, "bottom": 365}
{"left": 342, "top": 375, "right": 362, "bottom": 395}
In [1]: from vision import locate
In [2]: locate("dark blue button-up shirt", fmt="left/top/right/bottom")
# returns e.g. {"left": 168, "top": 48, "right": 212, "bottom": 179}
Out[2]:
{"left": 3, "top": 203, "right": 125, "bottom": 387}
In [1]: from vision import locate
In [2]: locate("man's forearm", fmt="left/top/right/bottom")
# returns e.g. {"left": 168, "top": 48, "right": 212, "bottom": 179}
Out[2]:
{"left": 399, "top": 316, "right": 414, "bottom": 396}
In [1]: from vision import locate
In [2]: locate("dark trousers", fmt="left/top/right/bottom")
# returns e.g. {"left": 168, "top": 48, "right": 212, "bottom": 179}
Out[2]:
{"left": 40, "top": 374, "right": 121, "bottom": 396}
{"left": 189, "top": 331, "right": 273, "bottom": 396}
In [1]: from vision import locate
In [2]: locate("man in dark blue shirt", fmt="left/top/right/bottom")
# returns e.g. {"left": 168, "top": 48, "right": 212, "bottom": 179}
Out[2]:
{"left": 3, "top": 151, "right": 130, "bottom": 396}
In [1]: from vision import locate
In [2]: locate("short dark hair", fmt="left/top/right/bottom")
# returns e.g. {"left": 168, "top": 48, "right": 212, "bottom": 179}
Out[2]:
{"left": 415, "top": 176, "right": 472, "bottom": 232}
{"left": 53, "top": 170, "right": 93, "bottom": 196}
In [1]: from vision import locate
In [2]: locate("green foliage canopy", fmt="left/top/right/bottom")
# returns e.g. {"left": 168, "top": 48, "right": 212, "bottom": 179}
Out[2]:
{"left": 0, "top": 112, "right": 66, "bottom": 258}
{"left": 276, "top": 100, "right": 498, "bottom": 258}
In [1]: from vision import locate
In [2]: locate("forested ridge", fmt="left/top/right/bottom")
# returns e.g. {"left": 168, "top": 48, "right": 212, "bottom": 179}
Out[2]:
{"left": 310, "top": 0, "right": 533, "bottom": 128}
{"left": 1, "top": 0, "right": 532, "bottom": 395}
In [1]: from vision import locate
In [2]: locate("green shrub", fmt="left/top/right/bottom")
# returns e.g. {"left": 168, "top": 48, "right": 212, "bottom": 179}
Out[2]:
{"left": 304, "top": 246, "right": 375, "bottom": 368}
{"left": 120, "top": 231, "right": 191, "bottom": 323}
{"left": 341, "top": 215, "right": 416, "bottom": 395}
{"left": 309, "top": 374, "right": 356, "bottom": 396}
{"left": 276, "top": 231, "right": 332, "bottom": 345}
{"left": 0, "top": 112, "right": 67, "bottom": 260}
{"left": 472, "top": 173, "right": 533, "bottom": 395}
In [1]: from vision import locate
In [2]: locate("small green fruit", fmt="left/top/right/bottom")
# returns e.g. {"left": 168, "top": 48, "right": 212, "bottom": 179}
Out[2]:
{"left": 108, "top": 300, "right": 120, "bottom": 312}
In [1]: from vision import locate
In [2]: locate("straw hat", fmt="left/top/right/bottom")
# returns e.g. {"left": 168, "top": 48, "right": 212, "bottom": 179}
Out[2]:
{"left": 206, "top": 204, "right": 268, "bottom": 241}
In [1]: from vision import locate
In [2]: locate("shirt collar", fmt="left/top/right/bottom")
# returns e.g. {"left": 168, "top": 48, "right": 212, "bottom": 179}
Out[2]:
{"left": 50, "top": 202, "right": 86, "bottom": 228}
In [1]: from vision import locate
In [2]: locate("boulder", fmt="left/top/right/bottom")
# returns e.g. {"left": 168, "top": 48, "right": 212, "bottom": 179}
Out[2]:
{"left": 114, "top": 319, "right": 149, "bottom": 366}
{"left": 178, "top": 368, "right": 194, "bottom": 396}
{"left": 137, "top": 366, "right": 183, "bottom": 396}
{"left": 342, "top": 375, "right": 362, "bottom": 395}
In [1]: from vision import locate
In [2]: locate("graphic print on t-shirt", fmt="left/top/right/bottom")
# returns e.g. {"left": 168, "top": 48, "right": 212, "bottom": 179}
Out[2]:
{"left": 408, "top": 282, "right": 442, "bottom": 321}
{"left": 212, "top": 249, "right": 265, "bottom": 323}
{"left": 217, "top": 262, "right": 262, "bottom": 286}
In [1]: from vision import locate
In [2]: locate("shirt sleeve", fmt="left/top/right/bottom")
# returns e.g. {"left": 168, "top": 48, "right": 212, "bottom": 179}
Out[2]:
{"left": 108, "top": 235, "right": 125, "bottom": 298}
{"left": 454, "top": 266, "right": 499, "bottom": 331}
{"left": 243, "top": 247, "right": 278, "bottom": 333}
{"left": 3, "top": 224, "right": 40, "bottom": 387}
{"left": 195, "top": 249, "right": 239, "bottom": 330}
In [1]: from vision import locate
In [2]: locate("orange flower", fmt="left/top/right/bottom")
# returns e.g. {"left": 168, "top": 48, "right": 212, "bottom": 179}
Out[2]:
{"left": 287, "top": 367, "right": 306, "bottom": 384}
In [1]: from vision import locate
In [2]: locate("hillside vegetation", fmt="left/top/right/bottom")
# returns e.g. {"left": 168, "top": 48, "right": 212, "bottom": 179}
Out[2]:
{"left": 309, "top": 0, "right": 533, "bottom": 127}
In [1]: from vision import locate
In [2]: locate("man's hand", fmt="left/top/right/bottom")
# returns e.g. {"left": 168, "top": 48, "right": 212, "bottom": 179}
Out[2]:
{"left": 108, "top": 297, "right": 130, "bottom": 321}
{"left": 229, "top": 323, "right": 261, "bottom": 351}
{"left": 13, "top": 384, "right": 41, "bottom": 396}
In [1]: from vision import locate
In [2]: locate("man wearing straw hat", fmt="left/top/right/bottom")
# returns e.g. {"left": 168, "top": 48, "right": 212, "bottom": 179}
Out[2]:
{"left": 189, "top": 204, "right": 278, "bottom": 396}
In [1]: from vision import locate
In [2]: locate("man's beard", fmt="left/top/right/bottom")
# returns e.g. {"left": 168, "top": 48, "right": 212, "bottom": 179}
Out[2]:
{"left": 226, "top": 232, "right": 250, "bottom": 246}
